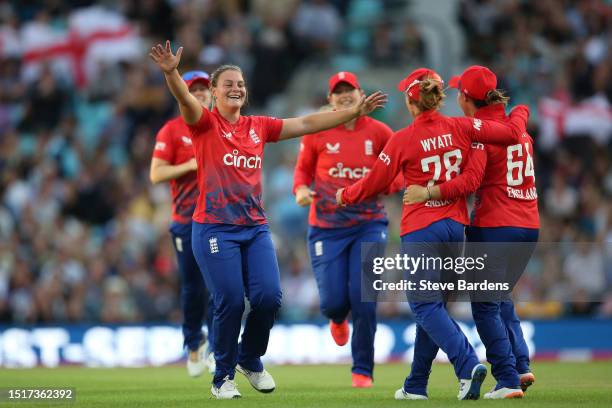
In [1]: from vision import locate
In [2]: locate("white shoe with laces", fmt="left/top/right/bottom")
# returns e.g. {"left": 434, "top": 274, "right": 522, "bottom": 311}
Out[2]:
{"left": 457, "top": 364, "right": 487, "bottom": 400}
{"left": 236, "top": 364, "right": 276, "bottom": 393}
{"left": 211, "top": 376, "right": 241, "bottom": 399}
{"left": 394, "top": 388, "right": 428, "bottom": 400}
{"left": 186, "top": 341, "right": 207, "bottom": 378}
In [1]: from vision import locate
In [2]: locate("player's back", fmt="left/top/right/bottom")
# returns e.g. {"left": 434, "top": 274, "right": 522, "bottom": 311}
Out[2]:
{"left": 472, "top": 106, "right": 539, "bottom": 228}
{"left": 398, "top": 110, "right": 478, "bottom": 233}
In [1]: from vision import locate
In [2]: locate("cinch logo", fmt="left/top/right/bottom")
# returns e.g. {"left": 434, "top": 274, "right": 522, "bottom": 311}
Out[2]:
{"left": 181, "top": 136, "right": 192, "bottom": 145}
{"left": 154, "top": 141, "right": 166, "bottom": 151}
{"left": 328, "top": 163, "right": 370, "bottom": 179}
{"left": 379, "top": 152, "right": 391, "bottom": 166}
{"left": 223, "top": 149, "right": 262, "bottom": 169}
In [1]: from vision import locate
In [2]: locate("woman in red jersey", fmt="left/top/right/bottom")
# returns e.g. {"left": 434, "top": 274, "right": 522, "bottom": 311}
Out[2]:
{"left": 150, "top": 41, "right": 386, "bottom": 399}
{"left": 150, "top": 70, "right": 215, "bottom": 378}
{"left": 294, "top": 71, "right": 402, "bottom": 388}
{"left": 403, "top": 65, "right": 539, "bottom": 400}
{"left": 336, "top": 67, "right": 529, "bottom": 400}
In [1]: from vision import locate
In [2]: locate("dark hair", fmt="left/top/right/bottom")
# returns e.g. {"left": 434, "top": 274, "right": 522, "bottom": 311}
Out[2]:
{"left": 412, "top": 78, "right": 445, "bottom": 111}
{"left": 209, "top": 64, "right": 248, "bottom": 107}
{"left": 472, "top": 89, "right": 510, "bottom": 108}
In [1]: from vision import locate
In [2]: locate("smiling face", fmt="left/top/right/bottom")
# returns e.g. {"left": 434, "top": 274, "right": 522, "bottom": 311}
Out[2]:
{"left": 212, "top": 69, "right": 246, "bottom": 111}
{"left": 328, "top": 82, "right": 362, "bottom": 110}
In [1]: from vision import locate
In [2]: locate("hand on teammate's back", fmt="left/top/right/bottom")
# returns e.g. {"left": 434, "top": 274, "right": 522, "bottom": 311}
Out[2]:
{"left": 295, "top": 186, "right": 316, "bottom": 207}
{"left": 149, "top": 40, "right": 183, "bottom": 74}
{"left": 403, "top": 185, "right": 429, "bottom": 204}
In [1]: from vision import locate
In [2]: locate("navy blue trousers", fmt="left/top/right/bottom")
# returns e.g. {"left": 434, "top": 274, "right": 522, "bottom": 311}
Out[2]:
{"left": 170, "top": 222, "right": 213, "bottom": 352}
{"left": 192, "top": 222, "right": 282, "bottom": 388}
{"left": 466, "top": 226, "right": 538, "bottom": 379}
{"left": 401, "top": 218, "right": 480, "bottom": 396}
{"left": 308, "top": 220, "right": 387, "bottom": 377}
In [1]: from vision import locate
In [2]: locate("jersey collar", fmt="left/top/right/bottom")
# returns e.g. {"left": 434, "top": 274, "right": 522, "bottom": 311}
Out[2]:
{"left": 414, "top": 109, "right": 442, "bottom": 124}
{"left": 474, "top": 103, "right": 506, "bottom": 120}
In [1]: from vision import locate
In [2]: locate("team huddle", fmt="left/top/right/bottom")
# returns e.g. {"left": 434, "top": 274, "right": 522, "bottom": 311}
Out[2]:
{"left": 149, "top": 40, "right": 539, "bottom": 400}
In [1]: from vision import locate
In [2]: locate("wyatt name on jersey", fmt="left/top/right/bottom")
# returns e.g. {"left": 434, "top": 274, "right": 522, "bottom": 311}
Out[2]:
{"left": 420, "top": 133, "right": 454, "bottom": 152}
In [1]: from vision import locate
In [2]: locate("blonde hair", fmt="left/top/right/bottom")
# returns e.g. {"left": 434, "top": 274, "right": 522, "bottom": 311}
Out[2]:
{"left": 412, "top": 78, "right": 445, "bottom": 111}
{"left": 484, "top": 89, "right": 510, "bottom": 106}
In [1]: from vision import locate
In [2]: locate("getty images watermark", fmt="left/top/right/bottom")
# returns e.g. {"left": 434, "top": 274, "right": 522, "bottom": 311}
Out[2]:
{"left": 358, "top": 242, "right": 563, "bottom": 303}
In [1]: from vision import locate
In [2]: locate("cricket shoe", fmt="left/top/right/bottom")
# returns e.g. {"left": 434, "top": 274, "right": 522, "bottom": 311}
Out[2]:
{"left": 236, "top": 364, "right": 276, "bottom": 393}
{"left": 394, "top": 388, "right": 428, "bottom": 400}
{"left": 484, "top": 385, "right": 524, "bottom": 399}
{"left": 457, "top": 363, "right": 487, "bottom": 400}
{"left": 211, "top": 376, "right": 241, "bottom": 399}
{"left": 520, "top": 372, "right": 535, "bottom": 392}
{"left": 186, "top": 341, "right": 207, "bottom": 378}
{"left": 352, "top": 373, "right": 373, "bottom": 388}
{"left": 330, "top": 319, "right": 349, "bottom": 346}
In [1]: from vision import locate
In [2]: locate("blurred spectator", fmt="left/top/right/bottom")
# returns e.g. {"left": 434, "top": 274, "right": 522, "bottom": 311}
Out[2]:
{"left": 0, "top": 0, "right": 609, "bottom": 325}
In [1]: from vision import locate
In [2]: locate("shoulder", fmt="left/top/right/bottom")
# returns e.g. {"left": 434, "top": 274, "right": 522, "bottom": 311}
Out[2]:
{"left": 366, "top": 117, "right": 393, "bottom": 134}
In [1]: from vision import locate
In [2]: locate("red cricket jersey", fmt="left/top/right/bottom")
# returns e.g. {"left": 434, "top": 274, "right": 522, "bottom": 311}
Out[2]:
{"left": 341, "top": 107, "right": 529, "bottom": 235}
{"left": 438, "top": 104, "right": 539, "bottom": 228}
{"left": 293, "top": 116, "right": 402, "bottom": 228}
{"left": 187, "top": 107, "right": 283, "bottom": 225}
{"left": 153, "top": 116, "right": 199, "bottom": 224}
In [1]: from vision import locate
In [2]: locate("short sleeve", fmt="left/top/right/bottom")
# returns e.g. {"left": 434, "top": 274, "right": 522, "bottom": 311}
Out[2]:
{"left": 261, "top": 116, "right": 284, "bottom": 143}
{"left": 152, "top": 122, "right": 174, "bottom": 162}
{"left": 186, "top": 107, "right": 212, "bottom": 136}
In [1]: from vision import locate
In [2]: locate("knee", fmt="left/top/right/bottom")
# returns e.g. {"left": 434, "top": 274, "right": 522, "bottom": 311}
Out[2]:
{"left": 215, "top": 294, "right": 245, "bottom": 318}
{"left": 410, "top": 301, "right": 443, "bottom": 322}
{"left": 471, "top": 302, "right": 500, "bottom": 318}
{"left": 249, "top": 290, "right": 282, "bottom": 314}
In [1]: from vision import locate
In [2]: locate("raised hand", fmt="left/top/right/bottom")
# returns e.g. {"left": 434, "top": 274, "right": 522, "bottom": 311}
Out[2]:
{"left": 354, "top": 91, "right": 388, "bottom": 116}
{"left": 149, "top": 40, "right": 183, "bottom": 74}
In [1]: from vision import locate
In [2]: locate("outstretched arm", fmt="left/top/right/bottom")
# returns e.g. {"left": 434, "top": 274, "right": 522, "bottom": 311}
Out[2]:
{"left": 279, "top": 92, "right": 387, "bottom": 140}
{"left": 149, "top": 41, "right": 202, "bottom": 125}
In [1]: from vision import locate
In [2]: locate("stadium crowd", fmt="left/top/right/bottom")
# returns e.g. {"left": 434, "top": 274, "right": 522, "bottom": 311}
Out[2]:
{"left": 0, "top": 0, "right": 611, "bottom": 324}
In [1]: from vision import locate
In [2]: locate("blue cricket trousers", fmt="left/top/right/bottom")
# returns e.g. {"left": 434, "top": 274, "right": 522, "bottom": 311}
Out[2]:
{"left": 170, "top": 221, "right": 214, "bottom": 352}
{"left": 401, "top": 218, "right": 480, "bottom": 396}
{"left": 466, "top": 226, "right": 538, "bottom": 380}
{"left": 308, "top": 220, "right": 387, "bottom": 377}
{"left": 192, "top": 222, "right": 282, "bottom": 388}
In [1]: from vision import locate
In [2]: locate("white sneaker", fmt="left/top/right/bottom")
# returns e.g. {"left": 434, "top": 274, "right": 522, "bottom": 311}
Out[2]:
{"left": 211, "top": 376, "right": 241, "bottom": 399}
{"left": 207, "top": 352, "right": 216, "bottom": 374}
{"left": 236, "top": 364, "right": 275, "bottom": 393}
{"left": 457, "top": 364, "right": 487, "bottom": 400}
{"left": 484, "top": 387, "right": 524, "bottom": 399}
{"left": 186, "top": 341, "right": 207, "bottom": 378}
{"left": 394, "top": 388, "right": 428, "bottom": 400}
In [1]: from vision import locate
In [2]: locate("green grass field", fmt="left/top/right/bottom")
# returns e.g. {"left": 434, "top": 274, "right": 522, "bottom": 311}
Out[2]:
{"left": 2, "top": 362, "right": 612, "bottom": 407}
